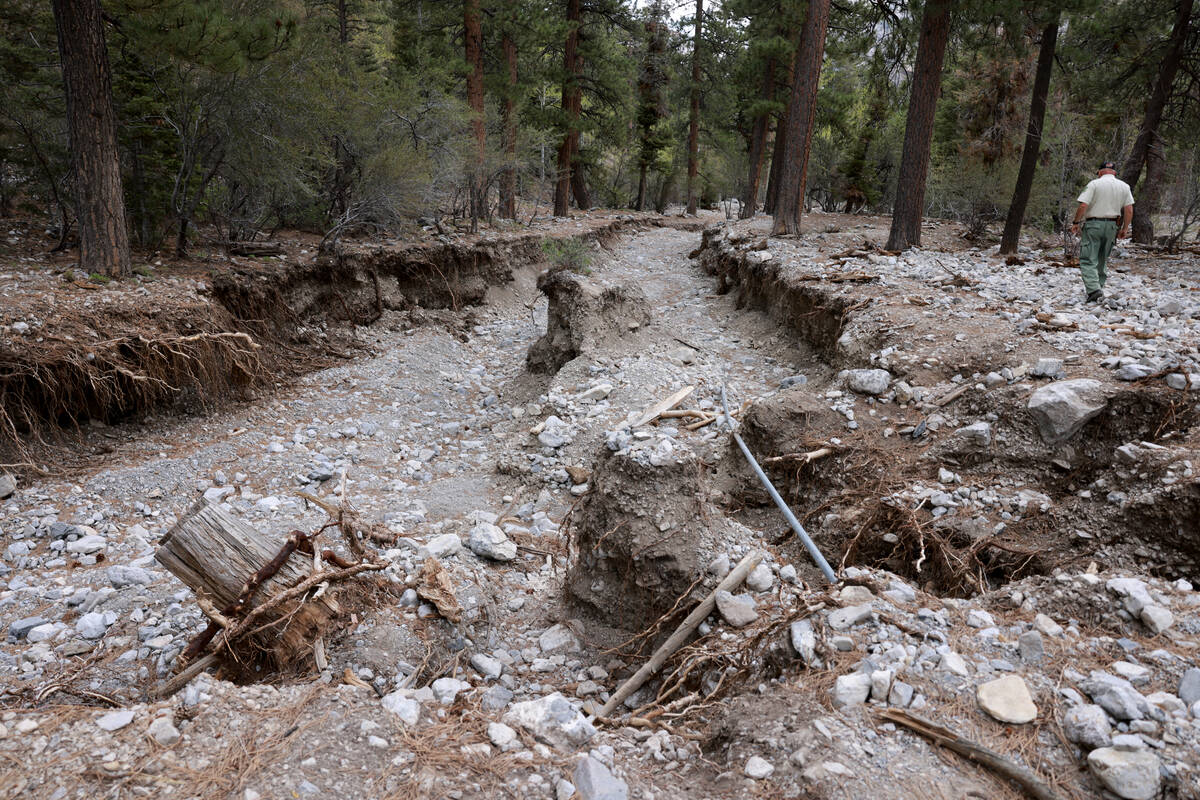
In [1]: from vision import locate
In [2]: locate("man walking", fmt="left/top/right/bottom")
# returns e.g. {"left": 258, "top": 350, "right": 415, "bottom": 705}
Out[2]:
{"left": 1070, "top": 161, "right": 1134, "bottom": 303}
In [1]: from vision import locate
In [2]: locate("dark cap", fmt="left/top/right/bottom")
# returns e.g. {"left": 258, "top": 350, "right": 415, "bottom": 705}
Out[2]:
{"left": 1099, "top": 160, "right": 1116, "bottom": 171}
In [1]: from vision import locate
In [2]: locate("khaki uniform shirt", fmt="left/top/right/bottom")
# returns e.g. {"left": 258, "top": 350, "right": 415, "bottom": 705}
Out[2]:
{"left": 1077, "top": 174, "right": 1135, "bottom": 218}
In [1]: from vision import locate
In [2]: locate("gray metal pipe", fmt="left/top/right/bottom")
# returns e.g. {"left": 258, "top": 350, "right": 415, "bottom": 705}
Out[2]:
{"left": 721, "top": 386, "right": 837, "bottom": 584}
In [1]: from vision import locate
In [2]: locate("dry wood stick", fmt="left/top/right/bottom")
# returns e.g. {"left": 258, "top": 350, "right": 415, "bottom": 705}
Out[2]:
{"left": 597, "top": 550, "right": 762, "bottom": 718}
{"left": 631, "top": 385, "right": 695, "bottom": 427}
{"left": 936, "top": 384, "right": 971, "bottom": 407}
{"left": 877, "top": 708, "right": 1066, "bottom": 800}
{"left": 762, "top": 447, "right": 832, "bottom": 465}
{"left": 151, "top": 652, "right": 221, "bottom": 699}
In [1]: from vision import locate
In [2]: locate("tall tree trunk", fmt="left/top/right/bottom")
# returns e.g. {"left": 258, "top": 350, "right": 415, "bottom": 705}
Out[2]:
{"left": 685, "top": 0, "right": 703, "bottom": 215}
{"left": 465, "top": 0, "right": 486, "bottom": 233}
{"left": 740, "top": 54, "right": 777, "bottom": 219}
{"left": 570, "top": 154, "right": 590, "bottom": 208}
{"left": 51, "top": 0, "right": 130, "bottom": 277}
{"left": 764, "top": 20, "right": 801, "bottom": 215}
{"left": 1133, "top": 132, "right": 1165, "bottom": 244}
{"left": 999, "top": 11, "right": 1059, "bottom": 255}
{"left": 1120, "top": 0, "right": 1193, "bottom": 213}
{"left": 337, "top": 0, "right": 349, "bottom": 44}
{"left": 499, "top": 24, "right": 518, "bottom": 219}
{"left": 554, "top": 0, "right": 582, "bottom": 216}
{"left": 770, "top": 0, "right": 831, "bottom": 236}
{"left": 636, "top": 163, "right": 648, "bottom": 211}
{"left": 886, "top": 0, "right": 954, "bottom": 252}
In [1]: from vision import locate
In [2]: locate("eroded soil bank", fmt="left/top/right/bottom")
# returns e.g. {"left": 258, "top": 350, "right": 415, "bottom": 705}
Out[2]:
{"left": 1, "top": 212, "right": 1199, "bottom": 800}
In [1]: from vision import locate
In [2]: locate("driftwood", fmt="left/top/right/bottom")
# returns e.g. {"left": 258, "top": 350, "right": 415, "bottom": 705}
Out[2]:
{"left": 597, "top": 550, "right": 763, "bottom": 718}
{"left": 155, "top": 501, "right": 341, "bottom": 668}
{"left": 632, "top": 385, "right": 695, "bottom": 427}
{"left": 877, "top": 708, "right": 1067, "bottom": 800}
{"left": 227, "top": 241, "right": 284, "bottom": 257}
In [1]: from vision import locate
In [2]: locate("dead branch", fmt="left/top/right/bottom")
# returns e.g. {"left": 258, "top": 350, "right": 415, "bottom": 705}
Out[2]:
{"left": 877, "top": 708, "right": 1066, "bottom": 800}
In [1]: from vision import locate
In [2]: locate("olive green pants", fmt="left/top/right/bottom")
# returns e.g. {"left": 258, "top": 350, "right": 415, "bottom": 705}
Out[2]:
{"left": 1078, "top": 219, "right": 1117, "bottom": 293}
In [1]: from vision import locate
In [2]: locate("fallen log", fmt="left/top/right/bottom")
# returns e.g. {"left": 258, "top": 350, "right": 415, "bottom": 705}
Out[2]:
{"left": 227, "top": 241, "right": 284, "bottom": 257}
{"left": 155, "top": 500, "right": 341, "bottom": 669}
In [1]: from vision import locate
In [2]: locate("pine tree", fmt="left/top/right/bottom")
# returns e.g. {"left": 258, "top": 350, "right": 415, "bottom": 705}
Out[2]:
{"left": 51, "top": 0, "right": 130, "bottom": 277}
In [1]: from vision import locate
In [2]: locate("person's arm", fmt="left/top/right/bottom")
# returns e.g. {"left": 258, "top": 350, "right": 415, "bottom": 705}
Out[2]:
{"left": 1070, "top": 201, "right": 1089, "bottom": 235}
{"left": 1118, "top": 204, "right": 1133, "bottom": 238}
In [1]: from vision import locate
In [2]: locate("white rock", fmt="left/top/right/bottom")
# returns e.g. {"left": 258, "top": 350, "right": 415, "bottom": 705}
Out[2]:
{"left": 420, "top": 533, "right": 462, "bottom": 559}
{"left": 832, "top": 673, "right": 872, "bottom": 708}
{"left": 870, "top": 669, "right": 894, "bottom": 702}
{"left": 744, "top": 563, "right": 774, "bottom": 592}
{"left": 714, "top": 591, "right": 758, "bottom": 628}
{"left": 976, "top": 676, "right": 1037, "bottom": 724}
{"left": 96, "top": 710, "right": 136, "bottom": 732}
{"left": 467, "top": 523, "right": 517, "bottom": 561}
{"left": 847, "top": 369, "right": 892, "bottom": 396}
{"left": 1139, "top": 605, "right": 1173, "bottom": 634}
{"left": 470, "top": 653, "right": 504, "bottom": 680}
{"left": 1087, "top": 747, "right": 1161, "bottom": 800}
{"left": 487, "top": 721, "right": 517, "bottom": 748}
{"left": 539, "top": 623, "right": 582, "bottom": 654}
{"left": 828, "top": 604, "right": 873, "bottom": 631}
{"left": 66, "top": 534, "right": 106, "bottom": 555}
{"left": 76, "top": 612, "right": 109, "bottom": 639}
{"left": 744, "top": 756, "right": 775, "bottom": 779}
{"left": 1064, "top": 704, "right": 1113, "bottom": 750}
{"left": 381, "top": 692, "right": 421, "bottom": 725}
{"left": 1027, "top": 379, "right": 1109, "bottom": 444}
{"left": 939, "top": 652, "right": 969, "bottom": 677}
{"left": 148, "top": 716, "right": 181, "bottom": 746}
{"left": 574, "top": 754, "right": 628, "bottom": 800}
{"left": 503, "top": 692, "right": 596, "bottom": 751}
{"left": 431, "top": 677, "right": 470, "bottom": 704}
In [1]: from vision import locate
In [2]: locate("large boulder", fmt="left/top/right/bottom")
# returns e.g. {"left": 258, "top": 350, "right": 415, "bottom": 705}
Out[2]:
{"left": 1087, "top": 747, "right": 1161, "bottom": 800}
{"left": 526, "top": 269, "right": 650, "bottom": 374}
{"left": 1027, "top": 379, "right": 1109, "bottom": 444}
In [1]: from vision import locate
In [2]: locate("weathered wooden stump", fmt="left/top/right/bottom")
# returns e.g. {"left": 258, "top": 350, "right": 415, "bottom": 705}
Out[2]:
{"left": 156, "top": 500, "right": 339, "bottom": 668}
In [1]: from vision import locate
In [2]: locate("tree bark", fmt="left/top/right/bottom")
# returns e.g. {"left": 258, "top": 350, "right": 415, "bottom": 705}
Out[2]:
{"left": 886, "top": 0, "right": 954, "bottom": 252}
{"left": 465, "top": 0, "right": 486, "bottom": 232}
{"left": 499, "top": 23, "right": 518, "bottom": 219}
{"left": 999, "top": 11, "right": 1059, "bottom": 255}
{"left": 1133, "top": 132, "right": 1164, "bottom": 244}
{"left": 764, "top": 19, "right": 801, "bottom": 215}
{"left": 636, "top": 163, "right": 649, "bottom": 211}
{"left": 770, "top": 0, "right": 831, "bottom": 236}
{"left": 1120, "top": 0, "right": 1193, "bottom": 200}
{"left": 685, "top": 0, "right": 703, "bottom": 215}
{"left": 740, "top": 54, "right": 777, "bottom": 219}
{"left": 51, "top": 0, "right": 130, "bottom": 277}
{"left": 554, "top": 0, "right": 582, "bottom": 216}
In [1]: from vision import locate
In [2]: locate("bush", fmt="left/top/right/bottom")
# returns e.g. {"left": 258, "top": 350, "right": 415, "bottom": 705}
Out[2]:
{"left": 541, "top": 237, "right": 593, "bottom": 273}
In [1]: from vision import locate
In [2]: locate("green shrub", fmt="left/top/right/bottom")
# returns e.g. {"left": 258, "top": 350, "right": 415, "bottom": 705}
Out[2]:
{"left": 541, "top": 237, "right": 593, "bottom": 273}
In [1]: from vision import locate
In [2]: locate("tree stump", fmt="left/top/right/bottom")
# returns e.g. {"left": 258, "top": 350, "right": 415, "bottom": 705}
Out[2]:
{"left": 155, "top": 500, "right": 339, "bottom": 668}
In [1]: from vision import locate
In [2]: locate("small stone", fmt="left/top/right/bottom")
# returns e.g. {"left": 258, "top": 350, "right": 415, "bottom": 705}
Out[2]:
{"left": 431, "top": 677, "right": 470, "bottom": 704}
{"left": 381, "top": 692, "right": 421, "bottom": 725}
{"left": 1027, "top": 379, "right": 1109, "bottom": 444}
{"left": 96, "top": 710, "right": 136, "bottom": 732}
{"left": 503, "top": 692, "right": 596, "bottom": 751}
{"left": 966, "top": 609, "right": 995, "bottom": 628}
{"left": 977, "top": 676, "right": 1037, "bottom": 724}
{"left": 66, "top": 533, "right": 106, "bottom": 555}
{"left": 790, "top": 619, "right": 817, "bottom": 664}
{"left": 832, "top": 673, "right": 872, "bottom": 708}
{"left": 8, "top": 616, "right": 47, "bottom": 642}
{"left": 0, "top": 473, "right": 15, "bottom": 499}
{"left": 481, "top": 685, "right": 514, "bottom": 711}
{"left": 539, "top": 623, "right": 582, "bottom": 654}
{"left": 574, "top": 754, "right": 628, "bottom": 800}
{"left": 1087, "top": 747, "right": 1161, "bottom": 800}
{"left": 1178, "top": 668, "right": 1200, "bottom": 705}
{"left": 1030, "top": 358, "right": 1065, "bottom": 379}
{"left": 888, "top": 681, "right": 915, "bottom": 708}
{"left": 847, "top": 368, "right": 892, "bottom": 396}
{"left": 148, "top": 716, "right": 181, "bottom": 746}
{"left": 1082, "top": 672, "right": 1150, "bottom": 721}
{"left": 707, "top": 555, "right": 730, "bottom": 577}
{"left": 714, "top": 591, "right": 758, "bottom": 628}
{"left": 467, "top": 523, "right": 517, "bottom": 561}
{"left": 870, "top": 669, "right": 894, "bottom": 702}
{"left": 828, "top": 604, "right": 873, "bottom": 631}
{"left": 939, "top": 652, "right": 969, "bottom": 677}
{"left": 76, "top": 612, "right": 109, "bottom": 640}
{"left": 744, "top": 563, "right": 774, "bottom": 592}
{"left": 1033, "top": 614, "right": 1063, "bottom": 637}
{"left": 420, "top": 533, "right": 462, "bottom": 559}
{"left": 1017, "top": 631, "right": 1044, "bottom": 663}
{"left": 1064, "top": 704, "right": 1113, "bottom": 750}
{"left": 1139, "top": 605, "right": 1173, "bottom": 634}
{"left": 107, "top": 565, "right": 154, "bottom": 588}
{"left": 470, "top": 653, "right": 504, "bottom": 680}
{"left": 744, "top": 756, "right": 774, "bottom": 779}
{"left": 487, "top": 722, "right": 517, "bottom": 748}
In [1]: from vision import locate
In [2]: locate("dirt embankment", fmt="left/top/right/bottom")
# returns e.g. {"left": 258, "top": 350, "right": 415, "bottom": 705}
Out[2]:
{"left": 694, "top": 217, "right": 1200, "bottom": 594}
{"left": 0, "top": 213, "right": 691, "bottom": 463}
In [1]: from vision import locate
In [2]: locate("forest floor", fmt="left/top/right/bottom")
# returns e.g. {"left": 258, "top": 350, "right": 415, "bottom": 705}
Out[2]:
{"left": 1, "top": 210, "right": 1199, "bottom": 800}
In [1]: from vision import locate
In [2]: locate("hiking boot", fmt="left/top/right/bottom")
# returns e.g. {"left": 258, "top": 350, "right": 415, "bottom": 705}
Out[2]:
{"left": 1086, "top": 289, "right": 1104, "bottom": 304}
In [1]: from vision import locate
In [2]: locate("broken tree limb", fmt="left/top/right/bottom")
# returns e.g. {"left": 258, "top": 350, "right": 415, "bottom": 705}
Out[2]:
{"left": 762, "top": 447, "right": 833, "bottom": 465}
{"left": 935, "top": 383, "right": 971, "bottom": 407}
{"left": 597, "top": 550, "right": 763, "bottom": 719}
{"left": 632, "top": 385, "right": 695, "bottom": 427}
{"left": 877, "top": 708, "right": 1066, "bottom": 800}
